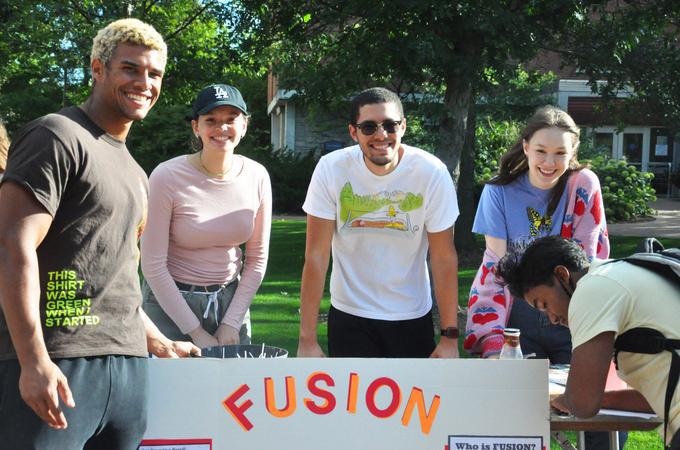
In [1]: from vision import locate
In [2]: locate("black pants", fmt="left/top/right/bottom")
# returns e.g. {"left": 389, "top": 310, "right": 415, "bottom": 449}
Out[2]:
{"left": 670, "top": 428, "right": 680, "bottom": 450}
{"left": 0, "top": 356, "right": 148, "bottom": 450}
{"left": 327, "top": 305, "right": 436, "bottom": 357}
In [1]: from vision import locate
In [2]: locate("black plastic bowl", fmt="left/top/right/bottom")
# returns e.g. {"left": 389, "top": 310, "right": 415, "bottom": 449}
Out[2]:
{"left": 200, "top": 344, "right": 288, "bottom": 358}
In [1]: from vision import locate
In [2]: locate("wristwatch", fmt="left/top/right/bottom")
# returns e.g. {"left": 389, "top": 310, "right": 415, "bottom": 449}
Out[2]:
{"left": 440, "top": 327, "right": 459, "bottom": 339}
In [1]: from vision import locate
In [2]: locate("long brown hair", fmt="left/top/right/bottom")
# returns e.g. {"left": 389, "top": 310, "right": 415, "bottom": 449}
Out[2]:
{"left": 488, "top": 105, "right": 586, "bottom": 216}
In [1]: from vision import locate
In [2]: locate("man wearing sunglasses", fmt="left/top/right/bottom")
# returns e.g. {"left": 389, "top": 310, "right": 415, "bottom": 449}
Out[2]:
{"left": 298, "top": 87, "right": 460, "bottom": 359}
{"left": 496, "top": 236, "right": 680, "bottom": 450}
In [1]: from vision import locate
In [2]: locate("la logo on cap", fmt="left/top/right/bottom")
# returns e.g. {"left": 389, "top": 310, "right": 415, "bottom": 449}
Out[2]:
{"left": 214, "top": 86, "right": 230, "bottom": 99}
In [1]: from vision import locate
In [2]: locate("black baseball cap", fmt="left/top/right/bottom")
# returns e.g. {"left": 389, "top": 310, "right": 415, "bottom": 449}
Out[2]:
{"left": 191, "top": 84, "right": 248, "bottom": 118}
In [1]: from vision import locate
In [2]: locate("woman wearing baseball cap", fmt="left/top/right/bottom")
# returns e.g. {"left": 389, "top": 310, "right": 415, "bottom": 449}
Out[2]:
{"left": 141, "top": 84, "right": 272, "bottom": 349}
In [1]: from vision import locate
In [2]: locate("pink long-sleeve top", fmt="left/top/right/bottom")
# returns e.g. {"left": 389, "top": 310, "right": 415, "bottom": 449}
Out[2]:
{"left": 141, "top": 154, "right": 272, "bottom": 333}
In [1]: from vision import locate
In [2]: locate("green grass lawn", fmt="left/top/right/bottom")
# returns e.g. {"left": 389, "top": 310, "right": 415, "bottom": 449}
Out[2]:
{"left": 251, "top": 219, "right": 677, "bottom": 449}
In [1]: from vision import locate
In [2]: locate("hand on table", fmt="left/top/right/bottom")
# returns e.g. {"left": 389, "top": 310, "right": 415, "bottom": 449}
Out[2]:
{"left": 149, "top": 334, "right": 201, "bottom": 358}
{"left": 430, "top": 338, "right": 459, "bottom": 358}
{"left": 297, "top": 340, "right": 326, "bottom": 357}
{"left": 19, "top": 358, "right": 75, "bottom": 429}
{"left": 215, "top": 324, "right": 240, "bottom": 346}
{"left": 168, "top": 340, "right": 201, "bottom": 358}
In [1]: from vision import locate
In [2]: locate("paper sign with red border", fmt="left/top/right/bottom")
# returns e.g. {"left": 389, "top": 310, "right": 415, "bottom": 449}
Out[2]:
{"left": 448, "top": 435, "right": 545, "bottom": 450}
{"left": 139, "top": 438, "right": 212, "bottom": 449}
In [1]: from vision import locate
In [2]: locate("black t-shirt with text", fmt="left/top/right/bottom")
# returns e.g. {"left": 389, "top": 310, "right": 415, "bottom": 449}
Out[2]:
{"left": 0, "top": 106, "right": 148, "bottom": 359}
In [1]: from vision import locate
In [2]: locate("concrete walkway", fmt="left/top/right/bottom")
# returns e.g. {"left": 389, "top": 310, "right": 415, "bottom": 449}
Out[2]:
{"left": 607, "top": 198, "right": 680, "bottom": 238}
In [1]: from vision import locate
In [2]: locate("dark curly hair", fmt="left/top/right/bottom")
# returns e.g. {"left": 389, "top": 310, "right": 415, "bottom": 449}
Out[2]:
{"left": 495, "top": 236, "right": 589, "bottom": 299}
{"left": 349, "top": 87, "right": 403, "bottom": 125}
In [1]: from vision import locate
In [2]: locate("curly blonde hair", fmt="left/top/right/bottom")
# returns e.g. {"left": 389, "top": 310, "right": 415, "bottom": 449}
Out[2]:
{"left": 0, "top": 121, "right": 9, "bottom": 172}
{"left": 91, "top": 18, "right": 167, "bottom": 68}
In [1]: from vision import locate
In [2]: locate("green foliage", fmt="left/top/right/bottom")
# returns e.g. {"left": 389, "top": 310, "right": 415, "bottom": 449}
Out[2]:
{"left": 239, "top": 146, "right": 318, "bottom": 214}
{"left": 236, "top": 0, "right": 604, "bottom": 251}
{"left": 0, "top": 0, "right": 265, "bottom": 134}
{"left": 577, "top": 128, "right": 615, "bottom": 161}
{"left": 588, "top": 156, "right": 656, "bottom": 222}
{"left": 402, "top": 110, "right": 437, "bottom": 154}
{"left": 563, "top": 3, "right": 680, "bottom": 133}
{"left": 127, "top": 104, "right": 193, "bottom": 173}
{"left": 474, "top": 118, "right": 521, "bottom": 186}
{"left": 478, "top": 68, "right": 558, "bottom": 120}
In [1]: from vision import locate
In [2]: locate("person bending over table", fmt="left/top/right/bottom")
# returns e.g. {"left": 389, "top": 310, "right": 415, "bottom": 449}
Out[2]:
{"left": 496, "top": 236, "right": 679, "bottom": 450}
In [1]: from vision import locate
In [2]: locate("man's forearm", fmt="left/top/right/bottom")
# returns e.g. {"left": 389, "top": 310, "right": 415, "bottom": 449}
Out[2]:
{"left": 299, "top": 259, "right": 328, "bottom": 342}
{"left": 140, "top": 307, "right": 170, "bottom": 348}
{"left": 600, "top": 389, "right": 654, "bottom": 413}
{"left": 0, "top": 240, "right": 49, "bottom": 367}
{"left": 431, "top": 253, "right": 459, "bottom": 329}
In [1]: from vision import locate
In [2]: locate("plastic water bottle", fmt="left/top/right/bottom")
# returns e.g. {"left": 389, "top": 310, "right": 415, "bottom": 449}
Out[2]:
{"left": 499, "top": 328, "right": 523, "bottom": 360}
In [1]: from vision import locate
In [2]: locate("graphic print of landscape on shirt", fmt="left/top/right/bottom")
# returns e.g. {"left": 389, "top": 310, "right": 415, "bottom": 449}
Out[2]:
{"left": 339, "top": 182, "right": 423, "bottom": 234}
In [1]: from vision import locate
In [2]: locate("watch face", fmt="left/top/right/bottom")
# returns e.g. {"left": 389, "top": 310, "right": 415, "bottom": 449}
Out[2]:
{"left": 442, "top": 327, "right": 459, "bottom": 338}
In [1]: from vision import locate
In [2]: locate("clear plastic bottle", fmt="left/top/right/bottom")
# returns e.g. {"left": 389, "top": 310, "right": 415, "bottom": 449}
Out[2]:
{"left": 499, "top": 328, "right": 523, "bottom": 360}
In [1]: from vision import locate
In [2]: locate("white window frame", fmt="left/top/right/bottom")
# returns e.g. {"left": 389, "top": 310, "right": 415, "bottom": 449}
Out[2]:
{"left": 592, "top": 126, "right": 651, "bottom": 171}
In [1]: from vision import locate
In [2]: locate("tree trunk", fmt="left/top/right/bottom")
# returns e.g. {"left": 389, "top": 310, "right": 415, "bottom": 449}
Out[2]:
{"left": 455, "top": 104, "right": 478, "bottom": 254}
{"left": 435, "top": 76, "right": 478, "bottom": 253}
{"left": 435, "top": 76, "right": 472, "bottom": 182}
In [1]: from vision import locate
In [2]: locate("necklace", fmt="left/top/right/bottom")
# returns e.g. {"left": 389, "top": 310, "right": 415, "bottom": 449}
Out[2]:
{"left": 197, "top": 151, "right": 232, "bottom": 178}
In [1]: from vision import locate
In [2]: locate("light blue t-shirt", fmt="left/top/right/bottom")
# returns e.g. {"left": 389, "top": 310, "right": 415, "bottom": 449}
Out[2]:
{"left": 473, "top": 172, "right": 568, "bottom": 253}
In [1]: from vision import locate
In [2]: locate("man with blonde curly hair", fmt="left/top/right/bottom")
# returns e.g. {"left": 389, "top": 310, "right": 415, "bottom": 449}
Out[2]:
{"left": 0, "top": 18, "right": 199, "bottom": 449}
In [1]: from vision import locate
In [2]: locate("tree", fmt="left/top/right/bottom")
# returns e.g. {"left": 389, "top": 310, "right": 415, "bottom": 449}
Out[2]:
{"left": 236, "top": 0, "right": 603, "bottom": 251}
{"left": 0, "top": 0, "right": 269, "bottom": 173}
{"left": 555, "top": 1, "right": 680, "bottom": 133}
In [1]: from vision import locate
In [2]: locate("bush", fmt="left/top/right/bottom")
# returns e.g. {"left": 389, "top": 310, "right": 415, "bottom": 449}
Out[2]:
{"left": 128, "top": 104, "right": 192, "bottom": 175}
{"left": 474, "top": 117, "right": 521, "bottom": 186}
{"left": 239, "top": 145, "right": 318, "bottom": 214}
{"left": 588, "top": 156, "right": 656, "bottom": 222}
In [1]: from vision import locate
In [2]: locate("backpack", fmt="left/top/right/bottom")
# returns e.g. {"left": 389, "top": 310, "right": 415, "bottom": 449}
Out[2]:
{"left": 610, "top": 238, "right": 680, "bottom": 447}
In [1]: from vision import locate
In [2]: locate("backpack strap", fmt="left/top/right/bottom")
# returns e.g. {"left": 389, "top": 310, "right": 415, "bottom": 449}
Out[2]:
{"left": 635, "top": 237, "right": 665, "bottom": 253}
{"left": 615, "top": 328, "right": 680, "bottom": 446}
{"left": 666, "top": 351, "right": 680, "bottom": 449}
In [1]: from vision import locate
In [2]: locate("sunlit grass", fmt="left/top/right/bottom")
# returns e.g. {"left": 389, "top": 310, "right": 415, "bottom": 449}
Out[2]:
{"left": 549, "top": 430, "right": 663, "bottom": 449}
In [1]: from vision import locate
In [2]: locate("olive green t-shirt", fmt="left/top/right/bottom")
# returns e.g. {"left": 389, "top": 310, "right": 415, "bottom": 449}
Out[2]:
{"left": 0, "top": 106, "right": 148, "bottom": 359}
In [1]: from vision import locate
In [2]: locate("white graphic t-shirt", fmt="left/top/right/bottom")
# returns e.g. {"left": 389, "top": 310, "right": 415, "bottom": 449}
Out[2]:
{"left": 303, "top": 144, "right": 459, "bottom": 320}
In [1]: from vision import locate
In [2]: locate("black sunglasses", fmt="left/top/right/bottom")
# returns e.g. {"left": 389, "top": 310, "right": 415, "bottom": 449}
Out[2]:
{"left": 354, "top": 120, "right": 402, "bottom": 136}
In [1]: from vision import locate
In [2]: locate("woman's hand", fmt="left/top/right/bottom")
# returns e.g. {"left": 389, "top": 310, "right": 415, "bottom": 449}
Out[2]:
{"left": 215, "top": 324, "right": 240, "bottom": 346}
{"left": 188, "top": 326, "right": 219, "bottom": 349}
{"left": 150, "top": 339, "right": 201, "bottom": 358}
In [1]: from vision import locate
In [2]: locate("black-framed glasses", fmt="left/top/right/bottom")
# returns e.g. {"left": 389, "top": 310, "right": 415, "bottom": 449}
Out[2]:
{"left": 354, "top": 120, "right": 402, "bottom": 136}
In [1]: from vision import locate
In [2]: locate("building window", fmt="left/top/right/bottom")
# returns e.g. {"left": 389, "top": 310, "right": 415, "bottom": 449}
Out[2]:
{"left": 594, "top": 132, "right": 614, "bottom": 158}
{"left": 623, "top": 132, "right": 643, "bottom": 165}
